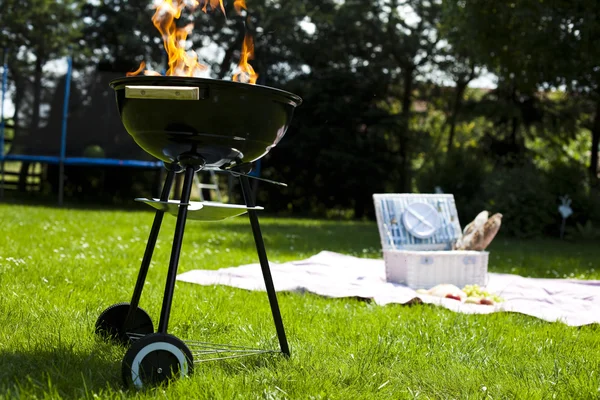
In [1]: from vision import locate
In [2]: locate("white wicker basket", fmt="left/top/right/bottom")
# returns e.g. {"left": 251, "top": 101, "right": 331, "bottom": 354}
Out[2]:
{"left": 384, "top": 249, "right": 488, "bottom": 289}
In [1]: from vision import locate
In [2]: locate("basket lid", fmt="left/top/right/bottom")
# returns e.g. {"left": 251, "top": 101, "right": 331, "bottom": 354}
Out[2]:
{"left": 373, "top": 193, "right": 463, "bottom": 251}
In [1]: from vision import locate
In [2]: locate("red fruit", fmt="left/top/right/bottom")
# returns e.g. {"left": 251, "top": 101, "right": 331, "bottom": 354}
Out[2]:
{"left": 480, "top": 298, "right": 494, "bottom": 305}
{"left": 445, "top": 294, "right": 461, "bottom": 301}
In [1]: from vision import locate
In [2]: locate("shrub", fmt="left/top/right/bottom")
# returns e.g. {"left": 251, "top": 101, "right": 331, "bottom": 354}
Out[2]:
{"left": 482, "top": 163, "right": 555, "bottom": 238}
{"left": 415, "top": 148, "right": 490, "bottom": 225}
{"left": 542, "top": 161, "right": 600, "bottom": 237}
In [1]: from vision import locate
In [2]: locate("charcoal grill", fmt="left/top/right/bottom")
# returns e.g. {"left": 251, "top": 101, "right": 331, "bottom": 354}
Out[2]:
{"left": 94, "top": 76, "right": 301, "bottom": 389}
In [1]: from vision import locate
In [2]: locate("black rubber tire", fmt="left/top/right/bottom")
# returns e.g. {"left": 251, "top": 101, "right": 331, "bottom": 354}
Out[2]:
{"left": 95, "top": 302, "right": 154, "bottom": 346}
{"left": 121, "top": 333, "right": 194, "bottom": 389}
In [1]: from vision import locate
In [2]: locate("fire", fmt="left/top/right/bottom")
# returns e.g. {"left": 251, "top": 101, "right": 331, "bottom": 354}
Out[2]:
{"left": 232, "top": 0, "right": 258, "bottom": 84}
{"left": 232, "top": 33, "right": 258, "bottom": 84}
{"left": 126, "top": 61, "right": 146, "bottom": 77}
{"left": 201, "top": 0, "right": 225, "bottom": 14}
{"left": 233, "top": 0, "right": 246, "bottom": 14}
{"left": 151, "top": 0, "right": 208, "bottom": 77}
{"left": 127, "top": 0, "right": 258, "bottom": 84}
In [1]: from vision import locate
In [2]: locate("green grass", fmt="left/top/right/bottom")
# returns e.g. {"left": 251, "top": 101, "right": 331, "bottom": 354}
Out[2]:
{"left": 0, "top": 203, "right": 599, "bottom": 399}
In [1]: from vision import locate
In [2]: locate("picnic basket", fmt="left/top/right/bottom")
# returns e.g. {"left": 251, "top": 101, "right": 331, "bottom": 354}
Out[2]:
{"left": 373, "top": 193, "right": 488, "bottom": 289}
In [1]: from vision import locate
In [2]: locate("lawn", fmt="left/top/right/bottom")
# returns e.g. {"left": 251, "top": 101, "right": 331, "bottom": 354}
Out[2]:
{"left": 0, "top": 203, "right": 599, "bottom": 399}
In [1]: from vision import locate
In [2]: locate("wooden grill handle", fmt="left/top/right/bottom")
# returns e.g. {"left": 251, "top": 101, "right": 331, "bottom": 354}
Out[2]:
{"left": 125, "top": 85, "right": 200, "bottom": 100}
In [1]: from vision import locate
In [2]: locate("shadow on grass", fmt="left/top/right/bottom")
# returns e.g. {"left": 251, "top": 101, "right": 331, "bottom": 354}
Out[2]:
{"left": 0, "top": 346, "right": 122, "bottom": 399}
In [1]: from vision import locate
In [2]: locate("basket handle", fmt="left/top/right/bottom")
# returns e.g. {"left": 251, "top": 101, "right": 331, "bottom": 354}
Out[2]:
{"left": 420, "top": 256, "right": 434, "bottom": 265}
{"left": 463, "top": 256, "right": 477, "bottom": 265}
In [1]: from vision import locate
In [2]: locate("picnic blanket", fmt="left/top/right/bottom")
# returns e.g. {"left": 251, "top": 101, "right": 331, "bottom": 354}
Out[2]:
{"left": 177, "top": 251, "right": 600, "bottom": 327}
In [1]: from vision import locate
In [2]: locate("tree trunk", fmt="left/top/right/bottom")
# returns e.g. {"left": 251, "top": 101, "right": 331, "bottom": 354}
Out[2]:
{"left": 11, "top": 70, "right": 24, "bottom": 134}
{"left": 217, "top": 22, "right": 246, "bottom": 79}
{"left": 217, "top": 27, "right": 245, "bottom": 80}
{"left": 30, "top": 56, "right": 43, "bottom": 136}
{"left": 354, "top": 195, "right": 365, "bottom": 220}
{"left": 398, "top": 66, "right": 414, "bottom": 192}
{"left": 18, "top": 56, "right": 44, "bottom": 192}
{"left": 447, "top": 80, "right": 468, "bottom": 151}
{"left": 6, "top": 58, "right": 27, "bottom": 140}
{"left": 510, "top": 116, "right": 519, "bottom": 145}
{"left": 590, "top": 100, "right": 600, "bottom": 182}
{"left": 509, "top": 87, "right": 519, "bottom": 147}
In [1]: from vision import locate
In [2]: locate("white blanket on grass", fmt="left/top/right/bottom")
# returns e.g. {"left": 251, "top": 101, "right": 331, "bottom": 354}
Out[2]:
{"left": 177, "top": 251, "right": 600, "bottom": 327}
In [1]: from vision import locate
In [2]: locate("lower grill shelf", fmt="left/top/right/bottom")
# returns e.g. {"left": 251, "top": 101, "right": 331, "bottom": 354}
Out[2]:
{"left": 127, "top": 332, "right": 278, "bottom": 363}
{"left": 135, "top": 198, "right": 264, "bottom": 221}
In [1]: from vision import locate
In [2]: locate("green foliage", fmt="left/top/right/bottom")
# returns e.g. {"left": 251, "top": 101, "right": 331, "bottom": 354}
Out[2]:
{"left": 415, "top": 147, "right": 490, "bottom": 224}
{"left": 545, "top": 162, "right": 590, "bottom": 207}
{"left": 482, "top": 163, "right": 556, "bottom": 238}
{"left": 263, "top": 70, "right": 392, "bottom": 219}
{"left": 528, "top": 130, "right": 591, "bottom": 171}
{"left": 567, "top": 220, "right": 600, "bottom": 241}
{"left": 544, "top": 161, "right": 600, "bottom": 229}
{"left": 79, "top": 0, "right": 164, "bottom": 70}
{"left": 0, "top": 0, "right": 84, "bottom": 60}
{"left": 419, "top": 150, "right": 600, "bottom": 238}
{"left": 440, "top": 0, "right": 600, "bottom": 178}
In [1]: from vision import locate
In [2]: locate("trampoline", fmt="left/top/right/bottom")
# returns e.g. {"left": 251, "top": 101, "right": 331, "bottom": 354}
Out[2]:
{"left": 0, "top": 54, "right": 163, "bottom": 204}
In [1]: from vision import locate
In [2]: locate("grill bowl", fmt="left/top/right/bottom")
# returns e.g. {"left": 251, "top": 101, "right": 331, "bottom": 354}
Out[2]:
{"left": 110, "top": 76, "right": 302, "bottom": 167}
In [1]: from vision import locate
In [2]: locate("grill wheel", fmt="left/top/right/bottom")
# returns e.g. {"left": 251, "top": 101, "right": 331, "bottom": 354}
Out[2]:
{"left": 95, "top": 302, "right": 154, "bottom": 346}
{"left": 122, "top": 333, "right": 193, "bottom": 389}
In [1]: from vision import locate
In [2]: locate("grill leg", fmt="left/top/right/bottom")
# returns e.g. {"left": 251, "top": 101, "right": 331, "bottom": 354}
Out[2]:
{"left": 239, "top": 175, "right": 290, "bottom": 356}
{"left": 157, "top": 165, "right": 195, "bottom": 334}
{"left": 124, "top": 167, "right": 177, "bottom": 330}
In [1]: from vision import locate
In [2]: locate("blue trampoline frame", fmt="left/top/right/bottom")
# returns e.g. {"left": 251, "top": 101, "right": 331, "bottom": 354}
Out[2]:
{"left": 0, "top": 52, "right": 162, "bottom": 204}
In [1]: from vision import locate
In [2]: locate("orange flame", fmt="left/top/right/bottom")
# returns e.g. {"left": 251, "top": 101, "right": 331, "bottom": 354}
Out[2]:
{"left": 232, "top": 1, "right": 258, "bottom": 84}
{"left": 152, "top": 0, "right": 207, "bottom": 77}
{"left": 128, "top": 0, "right": 225, "bottom": 77}
{"left": 201, "top": 0, "right": 225, "bottom": 14}
{"left": 233, "top": 0, "right": 246, "bottom": 14}
{"left": 232, "top": 33, "right": 258, "bottom": 84}
{"left": 127, "top": 0, "right": 258, "bottom": 85}
{"left": 127, "top": 61, "right": 146, "bottom": 76}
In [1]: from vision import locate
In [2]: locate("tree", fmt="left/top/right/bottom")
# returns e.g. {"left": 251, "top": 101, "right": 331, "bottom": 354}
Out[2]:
{"left": 187, "top": 0, "right": 315, "bottom": 85}
{"left": 0, "top": 0, "right": 84, "bottom": 130}
{"left": 548, "top": 1, "right": 600, "bottom": 182}
{"left": 287, "top": 0, "right": 444, "bottom": 193}
{"left": 80, "top": 0, "right": 173, "bottom": 72}
{"left": 250, "top": 0, "right": 396, "bottom": 217}
{"left": 359, "top": 0, "right": 444, "bottom": 192}
{"left": 0, "top": 0, "right": 84, "bottom": 190}
{"left": 441, "top": 0, "right": 600, "bottom": 181}
{"left": 258, "top": 0, "right": 446, "bottom": 216}
{"left": 433, "top": 48, "right": 480, "bottom": 152}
